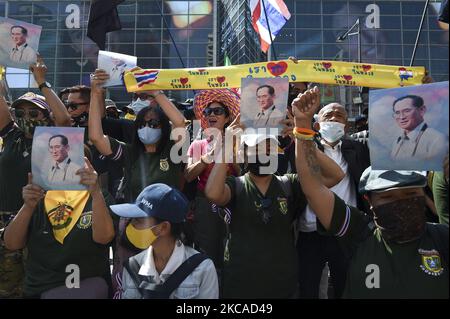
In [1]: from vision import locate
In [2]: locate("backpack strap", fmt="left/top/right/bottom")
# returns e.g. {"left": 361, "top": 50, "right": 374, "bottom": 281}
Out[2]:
{"left": 123, "top": 253, "right": 209, "bottom": 299}
{"left": 123, "top": 257, "right": 149, "bottom": 297}
{"left": 153, "top": 253, "right": 209, "bottom": 298}
{"left": 427, "top": 223, "right": 449, "bottom": 268}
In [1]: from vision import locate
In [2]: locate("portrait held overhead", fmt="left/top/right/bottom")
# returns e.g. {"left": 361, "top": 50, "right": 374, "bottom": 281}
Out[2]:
{"left": 369, "top": 81, "right": 449, "bottom": 171}
{"left": 240, "top": 77, "right": 289, "bottom": 130}
{"left": 0, "top": 17, "right": 41, "bottom": 69}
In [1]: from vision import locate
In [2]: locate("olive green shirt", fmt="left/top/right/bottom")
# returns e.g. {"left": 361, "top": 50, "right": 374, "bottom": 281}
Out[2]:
{"left": 0, "top": 123, "right": 31, "bottom": 212}
{"left": 108, "top": 137, "right": 182, "bottom": 200}
{"left": 432, "top": 172, "right": 449, "bottom": 226}
{"left": 223, "top": 173, "right": 306, "bottom": 298}
{"left": 24, "top": 192, "right": 114, "bottom": 298}
{"left": 319, "top": 194, "right": 449, "bottom": 299}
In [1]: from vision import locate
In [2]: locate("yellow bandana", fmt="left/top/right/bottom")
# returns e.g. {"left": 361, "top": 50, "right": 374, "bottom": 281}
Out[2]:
{"left": 44, "top": 190, "right": 90, "bottom": 244}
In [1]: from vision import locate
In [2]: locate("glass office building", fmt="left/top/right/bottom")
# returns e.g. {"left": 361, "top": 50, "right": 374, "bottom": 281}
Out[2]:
{"left": 217, "top": 0, "right": 264, "bottom": 65}
{"left": 271, "top": 0, "right": 449, "bottom": 115}
{"left": 0, "top": 0, "right": 448, "bottom": 113}
{"left": 0, "top": 0, "right": 215, "bottom": 104}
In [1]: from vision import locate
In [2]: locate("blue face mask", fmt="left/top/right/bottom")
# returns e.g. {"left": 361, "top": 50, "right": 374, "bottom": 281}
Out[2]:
{"left": 138, "top": 126, "right": 162, "bottom": 145}
{"left": 131, "top": 98, "right": 151, "bottom": 114}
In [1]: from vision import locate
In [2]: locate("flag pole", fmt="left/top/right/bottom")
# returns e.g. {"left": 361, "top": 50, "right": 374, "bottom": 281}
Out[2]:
{"left": 155, "top": 1, "right": 187, "bottom": 69}
{"left": 155, "top": 1, "right": 197, "bottom": 95}
{"left": 261, "top": 0, "right": 278, "bottom": 61}
{"left": 410, "top": 0, "right": 430, "bottom": 66}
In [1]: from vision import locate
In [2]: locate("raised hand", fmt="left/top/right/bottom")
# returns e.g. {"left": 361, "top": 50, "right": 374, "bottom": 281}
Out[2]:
{"left": 291, "top": 86, "right": 321, "bottom": 127}
{"left": 288, "top": 56, "right": 299, "bottom": 64}
{"left": 22, "top": 173, "right": 45, "bottom": 209}
{"left": 29, "top": 55, "right": 47, "bottom": 85}
{"left": 76, "top": 157, "right": 100, "bottom": 194}
{"left": 422, "top": 70, "right": 434, "bottom": 84}
{"left": 90, "top": 69, "right": 110, "bottom": 94}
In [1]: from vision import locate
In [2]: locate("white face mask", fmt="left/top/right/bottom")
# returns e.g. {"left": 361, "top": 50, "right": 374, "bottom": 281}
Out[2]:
{"left": 131, "top": 98, "right": 151, "bottom": 114}
{"left": 319, "top": 122, "right": 346, "bottom": 143}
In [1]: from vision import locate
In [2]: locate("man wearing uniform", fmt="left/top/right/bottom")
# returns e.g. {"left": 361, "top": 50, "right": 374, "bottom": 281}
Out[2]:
{"left": 293, "top": 87, "right": 449, "bottom": 298}
{"left": 46, "top": 135, "right": 82, "bottom": 185}
{"left": 0, "top": 60, "right": 71, "bottom": 298}
{"left": 390, "top": 95, "right": 447, "bottom": 161}
{"left": 9, "top": 26, "right": 37, "bottom": 64}
{"left": 253, "top": 85, "right": 284, "bottom": 128}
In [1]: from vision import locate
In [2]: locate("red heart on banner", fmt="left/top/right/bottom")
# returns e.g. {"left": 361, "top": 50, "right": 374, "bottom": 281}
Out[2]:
{"left": 198, "top": 69, "right": 206, "bottom": 73}
{"left": 322, "top": 62, "right": 332, "bottom": 69}
{"left": 217, "top": 76, "right": 226, "bottom": 83}
{"left": 343, "top": 75, "right": 353, "bottom": 81}
{"left": 362, "top": 65, "right": 372, "bottom": 72}
{"left": 267, "top": 62, "right": 288, "bottom": 76}
{"left": 180, "top": 78, "right": 189, "bottom": 85}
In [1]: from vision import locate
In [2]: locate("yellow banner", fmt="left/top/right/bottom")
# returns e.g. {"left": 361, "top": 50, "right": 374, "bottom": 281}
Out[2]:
{"left": 0, "top": 66, "right": 5, "bottom": 80}
{"left": 124, "top": 59, "right": 425, "bottom": 92}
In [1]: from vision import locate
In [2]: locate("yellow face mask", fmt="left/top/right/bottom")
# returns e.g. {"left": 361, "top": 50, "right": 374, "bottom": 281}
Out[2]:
{"left": 124, "top": 113, "right": 136, "bottom": 121}
{"left": 125, "top": 223, "right": 158, "bottom": 250}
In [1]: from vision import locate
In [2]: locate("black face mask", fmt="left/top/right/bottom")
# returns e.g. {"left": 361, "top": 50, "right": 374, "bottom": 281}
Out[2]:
{"left": 246, "top": 155, "right": 278, "bottom": 176}
{"left": 72, "top": 112, "right": 89, "bottom": 127}
{"left": 16, "top": 117, "right": 50, "bottom": 137}
{"left": 372, "top": 196, "right": 426, "bottom": 244}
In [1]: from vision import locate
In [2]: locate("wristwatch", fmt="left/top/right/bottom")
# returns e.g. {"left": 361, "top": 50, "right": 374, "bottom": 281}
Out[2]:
{"left": 149, "top": 90, "right": 164, "bottom": 99}
{"left": 38, "top": 81, "right": 52, "bottom": 91}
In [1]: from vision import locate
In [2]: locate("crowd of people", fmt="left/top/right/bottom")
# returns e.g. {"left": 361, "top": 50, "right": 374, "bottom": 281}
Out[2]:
{"left": 0, "top": 54, "right": 448, "bottom": 299}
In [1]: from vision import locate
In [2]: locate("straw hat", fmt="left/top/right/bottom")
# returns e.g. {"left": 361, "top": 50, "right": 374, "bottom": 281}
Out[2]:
{"left": 193, "top": 89, "right": 240, "bottom": 129}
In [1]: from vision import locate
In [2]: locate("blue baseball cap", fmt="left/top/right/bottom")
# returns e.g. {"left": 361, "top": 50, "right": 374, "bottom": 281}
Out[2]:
{"left": 110, "top": 183, "right": 189, "bottom": 223}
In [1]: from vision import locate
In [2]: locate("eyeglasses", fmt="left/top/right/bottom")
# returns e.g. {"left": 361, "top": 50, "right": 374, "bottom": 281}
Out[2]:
{"left": 65, "top": 102, "right": 89, "bottom": 111}
{"left": 256, "top": 197, "right": 272, "bottom": 224}
{"left": 13, "top": 108, "right": 42, "bottom": 119}
{"left": 203, "top": 107, "right": 226, "bottom": 117}
{"left": 141, "top": 119, "right": 161, "bottom": 129}
{"left": 392, "top": 108, "right": 415, "bottom": 119}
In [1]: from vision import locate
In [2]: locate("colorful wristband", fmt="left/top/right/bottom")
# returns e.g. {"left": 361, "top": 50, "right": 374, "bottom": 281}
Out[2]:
{"left": 294, "top": 127, "right": 316, "bottom": 136}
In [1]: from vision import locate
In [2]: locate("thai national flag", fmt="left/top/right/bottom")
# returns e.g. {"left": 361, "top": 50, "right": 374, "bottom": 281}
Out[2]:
{"left": 134, "top": 70, "right": 159, "bottom": 87}
{"left": 250, "top": 0, "right": 291, "bottom": 53}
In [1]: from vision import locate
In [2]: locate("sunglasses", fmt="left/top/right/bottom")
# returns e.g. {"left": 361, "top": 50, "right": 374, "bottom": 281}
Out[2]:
{"left": 141, "top": 118, "right": 161, "bottom": 129}
{"left": 133, "top": 93, "right": 151, "bottom": 101}
{"left": 65, "top": 102, "right": 89, "bottom": 111}
{"left": 13, "top": 108, "right": 43, "bottom": 119}
{"left": 256, "top": 197, "right": 272, "bottom": 224}
{"left": 203, "top": 107, "right": 226, "bottom": 117}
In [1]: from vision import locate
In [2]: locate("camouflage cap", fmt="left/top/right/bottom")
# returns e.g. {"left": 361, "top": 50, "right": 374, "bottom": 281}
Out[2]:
{"left": 359, "top": 167, "right": 427, "bottom": 194}
{"left": 11, "top": 92, "right": 50, "bottom": 112}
